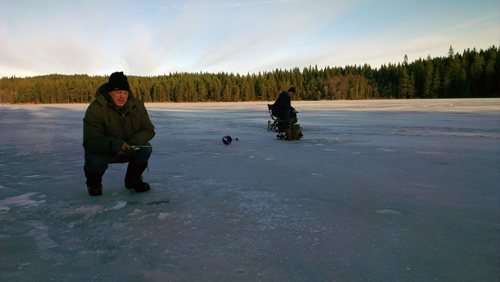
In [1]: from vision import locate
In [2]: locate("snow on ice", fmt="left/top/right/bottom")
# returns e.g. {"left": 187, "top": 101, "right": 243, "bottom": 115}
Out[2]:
{"left": 0, "top": 99, "right": 499, "bottom": 281}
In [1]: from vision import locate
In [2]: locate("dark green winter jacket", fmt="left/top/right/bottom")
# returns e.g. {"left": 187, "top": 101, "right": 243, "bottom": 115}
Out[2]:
{"left": 83, "top": 85, "right": 155, "bottom": 154}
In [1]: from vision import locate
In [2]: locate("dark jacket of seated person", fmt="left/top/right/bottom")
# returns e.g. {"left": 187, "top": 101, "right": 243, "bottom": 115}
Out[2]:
{"left": 272, "top": 87, "right": 297, "bottom": 122}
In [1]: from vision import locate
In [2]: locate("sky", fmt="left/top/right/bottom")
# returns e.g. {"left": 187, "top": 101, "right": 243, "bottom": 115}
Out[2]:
{"left": 0, "top": 0, "right": 499, "bottom": 78}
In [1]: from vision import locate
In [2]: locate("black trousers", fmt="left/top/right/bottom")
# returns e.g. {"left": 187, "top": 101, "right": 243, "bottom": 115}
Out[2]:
{"left": 84, "top": 142, "right": 152, "bottom": 174}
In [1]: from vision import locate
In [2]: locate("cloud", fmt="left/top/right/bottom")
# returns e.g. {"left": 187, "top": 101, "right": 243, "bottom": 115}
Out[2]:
{"left": 0, "top": 0, "right": 498, "bottom": 77}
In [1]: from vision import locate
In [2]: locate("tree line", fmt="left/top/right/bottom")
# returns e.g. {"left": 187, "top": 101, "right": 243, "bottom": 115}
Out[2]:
{"left": 0, "top": 46, "right": 498, "bottom": 104}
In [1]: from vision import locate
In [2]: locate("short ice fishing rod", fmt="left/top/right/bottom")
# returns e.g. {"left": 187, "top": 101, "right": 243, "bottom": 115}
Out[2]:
{"left": 131, "top": 145, "right": 159, "bottom": 150}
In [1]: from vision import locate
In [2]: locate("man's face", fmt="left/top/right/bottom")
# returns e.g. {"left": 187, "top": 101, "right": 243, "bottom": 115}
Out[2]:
{"left": 109, "top": 90, "right": 129, "bottom": 108}
{"left": 288, "top": 91, "right": 294, "bottom": 97}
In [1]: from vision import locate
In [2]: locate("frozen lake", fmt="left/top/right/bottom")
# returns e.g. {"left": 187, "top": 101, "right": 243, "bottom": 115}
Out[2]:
{"left": 1, "top": 99, "right": 499, "bottom": 281}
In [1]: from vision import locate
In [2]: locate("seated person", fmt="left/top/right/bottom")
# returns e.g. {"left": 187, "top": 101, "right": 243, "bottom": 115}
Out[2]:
{"left": 272, "top": 86, "right": 298, "bottom": 124}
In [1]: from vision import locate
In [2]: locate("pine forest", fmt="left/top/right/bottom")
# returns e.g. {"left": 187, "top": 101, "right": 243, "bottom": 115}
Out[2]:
{"left": 1, "top": 46, "right": 498, "bottom": 104}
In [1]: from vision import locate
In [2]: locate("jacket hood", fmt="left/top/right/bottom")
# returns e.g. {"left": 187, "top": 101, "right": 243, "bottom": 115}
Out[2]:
{"left": 280, "top": 90, "right": 291, "bottom": 101}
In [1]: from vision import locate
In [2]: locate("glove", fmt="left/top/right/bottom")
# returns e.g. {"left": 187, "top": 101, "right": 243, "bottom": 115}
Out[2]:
{"left": 123, "top": 146, "right": 133, "bottom": 156}
{"left": 110, "top": 139, "right": 125, "bottom": 153}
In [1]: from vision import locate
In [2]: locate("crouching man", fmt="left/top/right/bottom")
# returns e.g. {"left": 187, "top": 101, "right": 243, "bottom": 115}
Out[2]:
{"left": 83, "top": 72, "right": 155, "bottom": 196}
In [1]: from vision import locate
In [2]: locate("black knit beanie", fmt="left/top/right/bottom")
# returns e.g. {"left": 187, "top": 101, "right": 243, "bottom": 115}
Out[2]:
{"left": 288, "top": 86, "right": 296, "bottom": 93}
{"left": 107, "top": 72, "right": 130, "bottom": 92}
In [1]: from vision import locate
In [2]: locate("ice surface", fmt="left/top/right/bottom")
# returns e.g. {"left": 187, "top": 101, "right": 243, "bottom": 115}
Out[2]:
{"left": 1, "top": 99, "right": 499, "bottom": 281}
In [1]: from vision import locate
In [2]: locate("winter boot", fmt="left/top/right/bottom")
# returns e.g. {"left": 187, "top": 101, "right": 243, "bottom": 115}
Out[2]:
{"left": 84, "top": 166, "right": 104, "bottom": 196}
{"left": 125, "top": 162, "right": 151, "bottom": 192}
